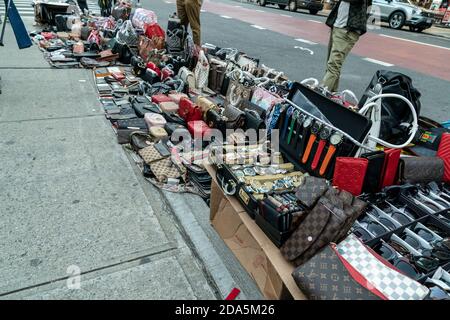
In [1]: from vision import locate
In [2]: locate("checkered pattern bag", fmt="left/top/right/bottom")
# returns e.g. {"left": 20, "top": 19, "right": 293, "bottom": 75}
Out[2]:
{"left": 138, "top": 144, "right": 168, "bottom": 165}
{"left": 337, "top": 234, "right": 429, "bottom": 300}
{"left": 149, "top": 158, "right": 182, "bottom": 183}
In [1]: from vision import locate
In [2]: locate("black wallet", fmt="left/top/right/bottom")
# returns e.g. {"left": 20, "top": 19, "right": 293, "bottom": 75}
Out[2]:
{"left": 361, "top": 151, "right": 386, "bottom": 193}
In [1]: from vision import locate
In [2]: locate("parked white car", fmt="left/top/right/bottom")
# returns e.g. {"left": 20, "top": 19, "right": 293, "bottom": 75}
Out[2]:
{"left": 372, "top": 0, "right": 435, "bottom": 32}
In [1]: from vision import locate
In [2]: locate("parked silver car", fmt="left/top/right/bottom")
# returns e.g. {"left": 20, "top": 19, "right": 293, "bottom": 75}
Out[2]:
{"left": 372, "top": 0, "right": 435, "bottom": 32}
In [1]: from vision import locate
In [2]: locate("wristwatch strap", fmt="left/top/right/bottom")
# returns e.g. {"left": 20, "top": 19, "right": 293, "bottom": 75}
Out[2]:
{"left": 287, "top": 113, "right": 297, "bottom": 144}
{"left": 319, "top": 144, "right": 337, "bottom": 176}
{"left": 298, "top": 125, "right": 310, "bottom": 157}
{"left": 311, "top": 139, "right": 327, "bottom": 170}
{"left": 302, "top": 133, "right": 317, "bottom": 164}
{"left": 282, "top": 108, "right": 293, "bottom": 140}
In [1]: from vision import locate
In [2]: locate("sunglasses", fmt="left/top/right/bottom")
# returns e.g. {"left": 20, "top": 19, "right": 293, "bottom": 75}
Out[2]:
{"left": 382, "top": 201, "right": 416, "bottom": 225}
{"left": 359, "top": 215, "right": 389, "bottom": 237}
{"left": 409, "top": 255, "right": 440, "bottom": 273}
{"left": 372, "top": 241, "right": 421, "bottom": 280}
{"left": 413, "top": 225, "right": 442, "bottom": 243}
{"left": 352, "top": 226, "right": 375, "bottom": 242}
{"left": 426, "top": 286, "right": 450, "bottom": 300}
{"left": 367, "top": 206, "right": 399, "bottom": 231}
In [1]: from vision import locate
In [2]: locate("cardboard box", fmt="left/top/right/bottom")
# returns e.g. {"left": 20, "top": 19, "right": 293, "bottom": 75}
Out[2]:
{"left": 207, "top": 164, "right": 306, "bottom": 300}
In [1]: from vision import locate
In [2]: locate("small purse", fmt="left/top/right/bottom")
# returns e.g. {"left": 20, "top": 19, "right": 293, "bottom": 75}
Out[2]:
{"left": 149, "top": 127, "right": 168, "bottom": 140}
{"left": 130, "top": 131, "right": 153, "bottom": 151}
{"left": 144, "top": 112, "right": 167, "bottom": 128}
{"left": 250, "top": 86, "right": 282, "bottom": 114}
{"left": 168, "top": 92, "right": 188, "bottom": 104}
{"left": 332, "top": 157, "right": 369, "bottom": 196}
{"left": 151, "top": 94, "right": 172, "bottom": 104}
{"left": 398, "top": 156, "right": 444, "bottom": 184}
{"left": 295, "top": 176, "right": 329, "bottom": 208}
{"left": 159, "top": 101, "right": 179, "bottom": 113}
{"left": 138, "top": 144, "right": 169, "bottom": 165}
{"left": 149, "top": 158, "right": 183, "bottom": 183}
{"left": 178, "top": 97, "right": 203, "bottom": 122}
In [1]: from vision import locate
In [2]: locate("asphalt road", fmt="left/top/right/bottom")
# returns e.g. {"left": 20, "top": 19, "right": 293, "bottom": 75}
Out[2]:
{"left": 146, "top": 0, "right": 449, "bottom": 122}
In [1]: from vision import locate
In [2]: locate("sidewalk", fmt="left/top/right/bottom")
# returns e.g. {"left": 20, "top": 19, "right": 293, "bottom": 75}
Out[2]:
{"left": 0, "top": 18, "right": 262, "bottom": 300}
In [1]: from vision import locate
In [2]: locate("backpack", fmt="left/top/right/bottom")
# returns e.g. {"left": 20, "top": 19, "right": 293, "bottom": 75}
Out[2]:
{"left": 359, "top": 70, "right": 422, "bottom": 143}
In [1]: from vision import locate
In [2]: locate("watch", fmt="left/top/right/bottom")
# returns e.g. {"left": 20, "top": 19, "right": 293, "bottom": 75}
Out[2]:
{"left": 311, "top": 126, "right": 332, "bottom": 171}
{"left": 291, "top": 113, "right": 306, "bottom": 147}
{"left": 302, "top": 121, "right": 322, "bottom": 164}
{"left": 319, "top": 132, "right": 344, "bottom": 176}
{"left": 281, "top": 107, "right": 294, "bottom": 141}
{"left": 298, "top": 116, "right": 313, "bottom": 157}
{"left": 286, "top": 110, "right": 300, "bottom": 144}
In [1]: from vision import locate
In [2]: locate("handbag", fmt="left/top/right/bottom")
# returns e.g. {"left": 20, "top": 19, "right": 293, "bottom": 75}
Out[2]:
{"left": 437, "top": 133, "right": 450, "bottom": 182}
{"left": 336, "top": 234, "right": 429, "bottom": 300}
{"left": 130, "top": 131, "right": 153, "bottom": 151}
{"left": 222, "top": 104, "right": 245, "bottom": 130}
{"left": 358, "top": 70, "right": 422, "bottom": 143}
{"left": 197, "top": 96, "right": 218, "bottom": 116}
{"left": 112, "top": 2, "right": 131, "bottom": 21}
{"left": 194, "top": 50, "right": 210, "bottom": 90}
{"left": 116, "top": 20, "right": 138, "bottom": 47}
{"left": 138, "top": 36, "right": 162, "bottom": 62}
{"left": 188, "top": 120, "right": 211, "bottom": 138}
{"left": 132, "top": 8, "right": 158, "bottom": 29}
{"left": 225, "top": 79, "right": 252, "bottom": 108}
{"left": 168, "top": 93, "right": 188, "bottom": 104}
{"left": 205, "top": 109, "right": 227, "bottom": 134}
{"left": 244, "top": 109, "right": 265, "bottom": 133}
{"left": 179, "top": 97, "right": 203, "bottom": 122}
{"left": 281, "top": 188, "right": 367, "bottom": 267}
{"left": 178, "top": 66, "right": 196, "bottom": 90}
{"left": 292, "top": 244, "right": 385, "bottom": 300}
{"left": 398, "top": 156, "right": 444, "bottom": 184}
{"left": 166, "top": 14, "right": 186, "bottom": 54}
{"left": 332, "top": 157, "right": 369, "bottom": 196}
{"left": 250, "top": 86, "right": 282, "bottom": 114}
{"left": 159, "top": 101, "right": 179, "bottom": 113}
{"left": 208, "top": 58, "right": 227, "bottom": 93}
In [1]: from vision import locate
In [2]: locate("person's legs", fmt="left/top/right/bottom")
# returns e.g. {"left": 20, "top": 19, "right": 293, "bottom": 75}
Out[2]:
{"left": 176, "top": 0, "right": 189, "bottom": 27}
{"left": 322, "top": 28, "right": 359, "bottom": 92}
{"left": 184, "top": 0, "right": 202, "bottom": 45}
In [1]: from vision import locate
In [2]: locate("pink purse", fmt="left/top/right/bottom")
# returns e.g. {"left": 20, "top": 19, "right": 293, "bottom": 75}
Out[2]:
{"left": 144, "top": 112, "right": 167, "bottom": 128}
{"left": 159, "top": 101, "right": 179, "bottom": 113}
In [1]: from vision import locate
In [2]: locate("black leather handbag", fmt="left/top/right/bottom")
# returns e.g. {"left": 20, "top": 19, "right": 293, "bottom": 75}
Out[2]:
{"left": 359, "top": 70, "right": 422, "bottom": 143}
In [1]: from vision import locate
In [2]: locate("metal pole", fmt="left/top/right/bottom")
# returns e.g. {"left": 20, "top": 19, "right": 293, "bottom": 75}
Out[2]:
{"left": 0, "top": 0, "right": 12, "bottom": 46}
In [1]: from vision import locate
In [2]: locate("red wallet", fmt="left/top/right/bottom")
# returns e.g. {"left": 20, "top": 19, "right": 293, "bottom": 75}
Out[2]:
{"left": 381, "top": 148, "right": 401, "bottom": 188}
{"left": 437, "top": 133, "right": 450, "bottom": 182}
{"left": 332, "top": 157, "right": 369, "bottom": 196}
{"left": 187, "top": 120, "right": 211, "bottom": 138}
{"left": 151, "top": 94, "right": 172, "bottom": 104}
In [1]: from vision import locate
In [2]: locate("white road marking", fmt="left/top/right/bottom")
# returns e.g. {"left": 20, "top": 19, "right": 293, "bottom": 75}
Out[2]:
{"left": 233, "top": 5, "right": 242, "bottom": 8}
{"left": 294, "top": 46, "right": 314, "bottom": 55}
{"left": 363, "top": 58, "right": 394, "bottom": 67}
{"left": 280, "top": 14, "right": 293, "bottom": 18}
{"left": 201, "top": 9, "right": 207, "bottom": 12}
{"left": 379, "top": 34, "right": 450, "bottom": 51}
{"left": 164, "top": 1, "right": 172, "bottom": 3}
{"left": 220, "top": 15, "right": 232, "bottom": 19}
{"left": 308, "top": 19, "right": 322, "bottom": 24}
{"left": 295, "top": 38, "right": 317, "bottom": 45}
{"left": 251, "top": 25, "right": 266, "bottom": 30}
{"left": 255, "top": 9, "right": 265, "bottom": 12}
